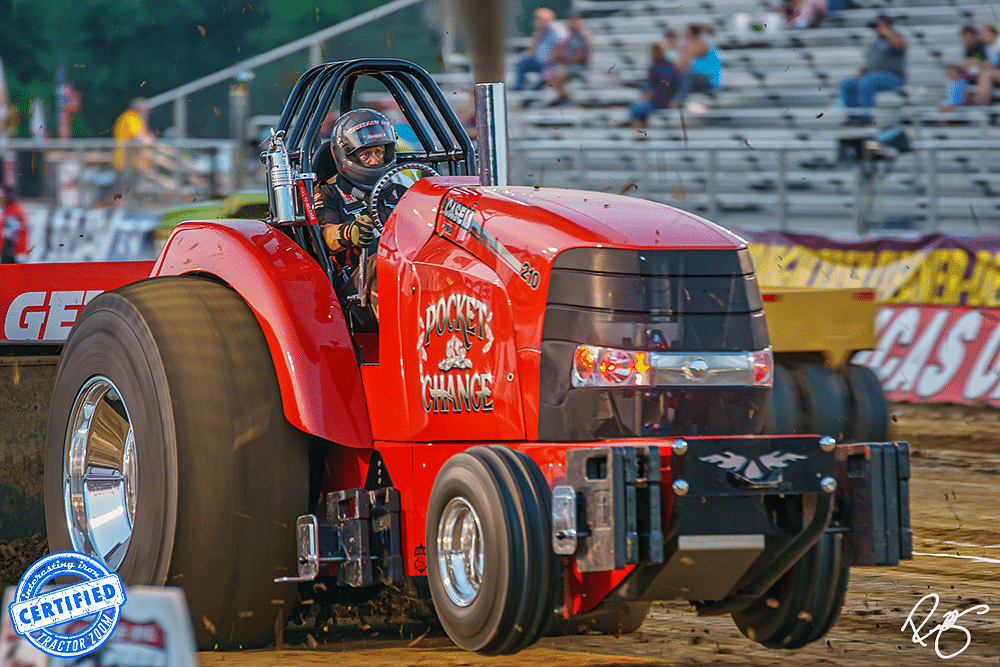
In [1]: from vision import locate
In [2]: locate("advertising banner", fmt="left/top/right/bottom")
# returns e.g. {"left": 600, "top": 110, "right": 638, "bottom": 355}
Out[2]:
{"left": 739, "top": 229, "right": 1000, "bottom": 307}
{"left": 859, "top": 305, "right": 1000, "bottom": 407}
{"left": 1, "top": 261, "right": 153, "bottom": 342}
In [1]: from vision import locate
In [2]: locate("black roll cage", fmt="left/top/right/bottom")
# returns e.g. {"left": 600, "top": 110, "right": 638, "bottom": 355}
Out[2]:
{"left": 269, "top": 58, "right": 476, "bottom": 290}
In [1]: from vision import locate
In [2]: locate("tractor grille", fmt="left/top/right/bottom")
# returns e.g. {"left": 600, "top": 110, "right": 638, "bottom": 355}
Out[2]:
{"left": 539, "top": 247, "right": 771, "bottom": 441}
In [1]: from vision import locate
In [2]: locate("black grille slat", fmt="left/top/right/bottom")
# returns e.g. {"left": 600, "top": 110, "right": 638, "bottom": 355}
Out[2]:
{"left": 547, "top": 271, "right": 763, "bottom": 314}
{"left": 552, "top": 247, "right": 755, "bottom": 276}
{"left": 542, "top": 306, "right": 768, "bottom": 351}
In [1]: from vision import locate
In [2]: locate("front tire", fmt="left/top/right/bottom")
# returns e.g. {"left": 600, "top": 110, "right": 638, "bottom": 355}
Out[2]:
{"left": 426, "top": 446, "right": 557, "bottom": 655}
{"left": 44, "top": 276, "right": 308, "bottom": 650}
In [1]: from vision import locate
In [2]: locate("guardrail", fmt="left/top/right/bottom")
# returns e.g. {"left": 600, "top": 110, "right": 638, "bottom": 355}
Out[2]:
{"left": 510, "top": 138, "right": 1000, "bottom": 233}
{"left": 0, "top": 138, "right": 238, "bottom": 209}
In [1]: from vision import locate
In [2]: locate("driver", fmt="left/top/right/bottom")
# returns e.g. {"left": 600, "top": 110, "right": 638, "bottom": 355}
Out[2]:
{"left": 315, "top": 108, "right": 408, "bottom": 323}
{"left": 316, "top": 108, "right": 406, "bottom": 254}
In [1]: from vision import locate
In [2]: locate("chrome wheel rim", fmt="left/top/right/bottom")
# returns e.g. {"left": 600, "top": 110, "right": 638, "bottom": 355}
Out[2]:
{"left": 436, "top": 496, "right": 484, "bottom": 607}
{"left": 64, "top": 376, "right": 137, "bottom": 571}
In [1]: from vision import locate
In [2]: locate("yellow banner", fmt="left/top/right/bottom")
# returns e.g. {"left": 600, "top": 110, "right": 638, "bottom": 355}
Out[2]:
{"left": 748, "top": 243, "right": 1000, "bottom": 307}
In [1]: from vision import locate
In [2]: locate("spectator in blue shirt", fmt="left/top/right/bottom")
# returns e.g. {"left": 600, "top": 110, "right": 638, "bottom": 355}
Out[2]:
{"left": 839, "top": 16, "right": 907, "bottom": 125}
{"left": 547, "top": 11, "right": 593, "bottom": 106}
{"left": 671, "top": 24, "right": 722, "bottom": 110}
{"left": 512, "top": 7, "right": 569, "bottom": 93}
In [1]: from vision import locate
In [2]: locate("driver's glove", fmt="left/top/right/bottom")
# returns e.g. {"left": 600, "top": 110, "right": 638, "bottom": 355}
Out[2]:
{"left": 338, "top": 214, "right": 375, "bottom": 247}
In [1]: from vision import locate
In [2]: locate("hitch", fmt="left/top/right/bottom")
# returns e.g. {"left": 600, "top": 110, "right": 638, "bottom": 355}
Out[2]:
{"left": 274, "top": 487, "right": 404, "bottom": 586}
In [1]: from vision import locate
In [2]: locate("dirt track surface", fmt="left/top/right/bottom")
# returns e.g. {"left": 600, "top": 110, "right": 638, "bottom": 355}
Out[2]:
{"left": 197, "top": 402, "right": 1000, "bottom": 667}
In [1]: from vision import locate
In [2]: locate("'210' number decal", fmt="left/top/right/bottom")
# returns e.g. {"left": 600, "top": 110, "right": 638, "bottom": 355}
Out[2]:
{"left": 520, "top": 262, "right": 540, "bottom": 290}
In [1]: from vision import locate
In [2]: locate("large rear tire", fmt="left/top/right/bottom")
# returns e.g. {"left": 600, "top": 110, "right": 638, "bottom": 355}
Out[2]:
{"left": 44, "top": 276, "right": 309, "bottom": 650}
{"left": 731, "top": 532, "right": 848, "bottom": 649}
{"left": 425, "top": 445, "right": 557, "bottom": 655}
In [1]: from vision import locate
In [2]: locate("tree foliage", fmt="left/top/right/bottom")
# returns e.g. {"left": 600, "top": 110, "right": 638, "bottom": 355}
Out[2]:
{"left": 0, "top": 0, "right": 445, "bottom": 138}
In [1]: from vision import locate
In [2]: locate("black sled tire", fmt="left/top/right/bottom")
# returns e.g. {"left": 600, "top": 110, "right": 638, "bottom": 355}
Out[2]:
{"left": 732, "top": 532, "right": 849, "bottom": 649}
{"left": 548, "top": 601, "right": 652, "bottom": 636}
{"left": 794, "top": 363, "right": 850, "bottom": 441}
{"left": 587, "top": 601, "right": 651, "bottom": 635}
{"left": 44, "top": 276, "right": 309, "bottom": 650}
{"left": 842, "top": 364, "right": 889, "bottom": 442}
{"left": 425, "top": 445, "right": 557, "bottom": 655}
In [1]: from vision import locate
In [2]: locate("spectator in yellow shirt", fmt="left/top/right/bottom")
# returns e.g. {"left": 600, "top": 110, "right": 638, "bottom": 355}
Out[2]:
{"left": 113, "top": 98, "right": 153, "bottom": 194}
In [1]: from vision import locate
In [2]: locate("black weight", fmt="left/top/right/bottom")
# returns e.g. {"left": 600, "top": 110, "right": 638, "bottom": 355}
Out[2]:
{"left": 550, "top": 601, "right": 652, "bottom": 636}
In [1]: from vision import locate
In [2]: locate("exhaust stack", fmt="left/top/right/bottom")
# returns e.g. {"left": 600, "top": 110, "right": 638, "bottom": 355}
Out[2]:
{"left": 475, "top": 83, "right": 509, "bottom": 187}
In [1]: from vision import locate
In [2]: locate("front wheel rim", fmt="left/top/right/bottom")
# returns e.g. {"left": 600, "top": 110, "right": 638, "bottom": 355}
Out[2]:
{"left": 436, "top": 496, "right": 485, "bottom": 607}
{"left": 63, "top": 376, "right": 138, "bottom": 571}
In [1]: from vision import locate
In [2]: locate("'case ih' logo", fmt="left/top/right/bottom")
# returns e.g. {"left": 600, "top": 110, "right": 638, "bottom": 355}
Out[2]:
{"left": 699, "top": 451, "right": 807, "bottom": 482}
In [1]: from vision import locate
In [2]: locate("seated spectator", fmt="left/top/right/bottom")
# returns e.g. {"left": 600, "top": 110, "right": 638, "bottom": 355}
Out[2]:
{"left": 959, "top": 24, "right": 988, "bottom": 76}
{"left": 511, "top": 7, "right": 569, "bottom": 94}
{"left": 938, "top": 65, "right": 971, "bottom": 111}
{"left": 983, "top": 24, "right": 1000, "bottom": 68}
{"left": 839, "top": 16, "right": 906, "bottom": 125}
{"left": 935, "top": 28, "right": 985, "bottom": 112}
{"left": 547, "top": 11, "right": 593, "bottom": 106}
{"left": 626, "top": 42, "right": 680, "bottom": 127}
{"left": 670, "top": 24, "right": 722, "bottom": 110}
{"left": 785, "top": 0, "right": 827, "bottom": 29}
{"left": 971, "top": 25, "right": 1000, "bottom": 104}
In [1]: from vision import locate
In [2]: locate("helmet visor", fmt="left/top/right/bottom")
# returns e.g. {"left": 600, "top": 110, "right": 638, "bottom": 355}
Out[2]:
{"left": 352, "top": 144, "right": 390, "bottom": 168}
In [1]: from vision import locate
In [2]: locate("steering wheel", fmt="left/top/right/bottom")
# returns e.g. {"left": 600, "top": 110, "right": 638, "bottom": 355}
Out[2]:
{"left": 367, "top": 162, "right": 440, "bottom": 230}
{"left": 350, "top": 162, "right": 438, "bottom": 310}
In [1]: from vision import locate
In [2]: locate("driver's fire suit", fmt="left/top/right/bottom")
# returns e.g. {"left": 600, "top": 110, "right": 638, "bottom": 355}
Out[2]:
{"left": 315, "top": 174, "right": 406, "bottom": 326}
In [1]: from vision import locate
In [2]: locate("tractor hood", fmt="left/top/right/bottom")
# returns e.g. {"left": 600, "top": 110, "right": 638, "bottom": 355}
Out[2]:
{"left": 434, "top": 184, "right": 748, "bottom": 260}
{"left": 418, "top": 180, "right": 756, "bottom": 351}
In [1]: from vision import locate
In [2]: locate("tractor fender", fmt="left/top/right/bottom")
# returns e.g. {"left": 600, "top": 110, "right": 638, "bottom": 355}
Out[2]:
{"left": 152, "top": 220, "right": 372, "bottom": 448}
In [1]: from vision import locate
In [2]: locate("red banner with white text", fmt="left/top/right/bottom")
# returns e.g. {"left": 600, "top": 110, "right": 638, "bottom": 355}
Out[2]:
{"left": 1, "top": 261, "right": 153, "bottom": 342}
{"left": 858, "top": 305, "right": 1000, "bottom": 406}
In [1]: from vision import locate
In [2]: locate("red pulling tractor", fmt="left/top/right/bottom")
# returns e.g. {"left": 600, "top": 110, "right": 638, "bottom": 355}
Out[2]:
{"left": 3, "top": 60, "right": 910, "bottom": 654}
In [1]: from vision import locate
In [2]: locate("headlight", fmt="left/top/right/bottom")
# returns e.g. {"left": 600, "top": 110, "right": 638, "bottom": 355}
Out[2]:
{"left": 571, "top": 345, "right": 773, "bottom": 388}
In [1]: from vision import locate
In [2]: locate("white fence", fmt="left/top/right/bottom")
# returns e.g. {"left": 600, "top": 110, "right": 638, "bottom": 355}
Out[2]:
{"left": 22, "top": 204, "right": 159, "bottom": 263}
{"left": 1, "top": 138, "right": 238, "bottom": 209}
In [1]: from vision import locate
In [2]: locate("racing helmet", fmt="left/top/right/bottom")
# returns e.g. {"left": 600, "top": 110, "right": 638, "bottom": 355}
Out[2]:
{"left": 330, "top": 109, "right": 397, "bottom": 191}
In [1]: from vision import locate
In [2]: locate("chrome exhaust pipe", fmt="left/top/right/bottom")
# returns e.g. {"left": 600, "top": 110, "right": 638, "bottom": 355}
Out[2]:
{"left": 475, "top": 82, "right": 509, "bottom": 187}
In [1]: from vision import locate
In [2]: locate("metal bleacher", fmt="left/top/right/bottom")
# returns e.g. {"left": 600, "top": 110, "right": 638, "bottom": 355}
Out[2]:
{"left": 438, "top": 0, "right": 1000, "bottom": 234}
